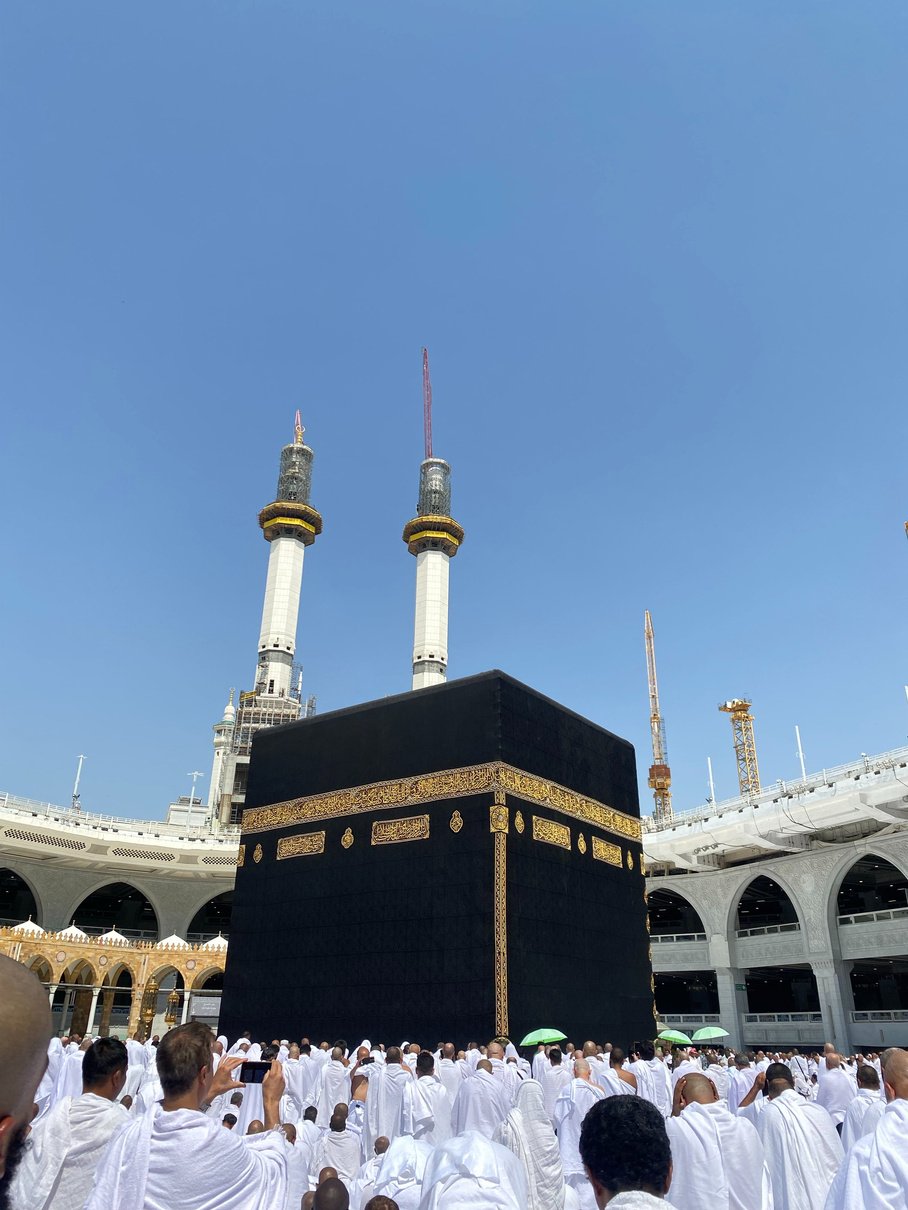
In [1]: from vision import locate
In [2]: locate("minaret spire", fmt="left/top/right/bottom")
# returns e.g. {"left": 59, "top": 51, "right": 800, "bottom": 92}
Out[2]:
{"left": 255, "top": 417, "right": 323, "bottom": 699}
{"left": 403, "top": 349, "right": 464, "bottom": 690}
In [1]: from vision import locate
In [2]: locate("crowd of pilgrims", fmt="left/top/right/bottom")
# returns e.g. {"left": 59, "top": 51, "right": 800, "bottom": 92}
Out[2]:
{"left": 5, "top": 960, "right": 908, "bottom": 1210}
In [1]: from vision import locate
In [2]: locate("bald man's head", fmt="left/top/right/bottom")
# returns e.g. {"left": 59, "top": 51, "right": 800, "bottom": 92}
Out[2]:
{"left": 0, "top": 957, "right": 53, "bottom": 1185}
{"left": 317, "top": 1167, "right": 338, "bottom": 1184}
{"left": 881, "top": 1048, "right": 908, "bottom": 1101}
{"left": 574, "top": 1058, "right": 591, "bottom": 1080}
{"left": 487, "top": 1042, "right": 504, "bottom": 1060}
{"left": 477, "top": 1059, "right": 493, "bottom": 1074}
{"left": 374, "top": 1136, "right": 390, "bottom": 1155}
{"left": 313, "top": 1176, "right": 349, "bottom": 1209}
{"left": 677, "top": 1072, "right": 719, "bottom": 1106}
{"left": 582, "top": 1041, "right": 598, "bottom": 1058}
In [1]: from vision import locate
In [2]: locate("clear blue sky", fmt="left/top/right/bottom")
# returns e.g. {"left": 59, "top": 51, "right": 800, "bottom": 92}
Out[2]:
{"left": 1, "top": 2, "right": 906, "bottom": 821}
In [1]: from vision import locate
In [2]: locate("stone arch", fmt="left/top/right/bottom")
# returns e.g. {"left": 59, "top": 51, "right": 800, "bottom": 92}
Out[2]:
{"left": 186, "top": 890, "right": 233, "bottom": 940}
{"left": 831, "top": 850, "right": 908, "bottom": 920}
{"left": 101, "top": 958, "right": 139, "bottom": 987}
{"left": 0, "top": 865, "right": 43, "bottom": 925}
{"left": 647, "top": 887, "right": 706, "bottom": 936}
{"left": 62, "top": 957, "right": 97, "bottom": 986}
{"left": 26, "top": 954, "right": 53, "bottom": 982}
{"left": 730, "top": 871, "right": 804, "bottom": 935}
{"left": 190, "top": 966, "right": 225, "bottom": 991}
{"left": 66, "top": 880, "right": 161, "bottom": 939}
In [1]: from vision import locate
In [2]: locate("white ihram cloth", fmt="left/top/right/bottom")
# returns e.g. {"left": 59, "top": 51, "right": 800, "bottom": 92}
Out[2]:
{"left": 816, "top": 1066, "right": 855, "bottom": 1126}
{"left": 597, "top": 1064, "right": 635, "bottom": 1098}
{"left": 671, "top": 1059, "right": 701, "bottom": 1087}
{"left": 13, "top": 1093, "right": 128, "bottom": 1210}
{"left": 244, "top": 1131, "right": 305, "bottom": 1207}
{"left": 54, "top": 1050, "right": 87, "bottom": 1103}
{"left": 494, "top": 1079, "right": 569, "bottom": 1210}
{"left": 823, "top": 1098, "right": 908, "bottom": 1210}
{"left": 350, "top": 1152, "right": 384, "bottom": 1209}
{"left": 450, "top": 1068, "right": 512, "bottom": 1136}
{"left": 123, "top": 1039, "right": 149, "bottom": 1101}
{"left": 606, "top": 1195, "right": 677, "bottom": 1209}
{"left": 400, "top": 1074, "right": 452, "bottom": 1143}
{"left": 728, "top": 1067, "right": 758, "bottom": 1113}
{"left": 373, "top": 1135, "right": 433, "bottom": 1209}
{"left": 532, "top": 1051, "right": 548, "bottom": 1083}
{"left": 707, "top": 1063, "right": 730, "bottom": 1101}
{"left": 311, "top": 1127, "right": 361, "bottom": 1186}
{"left": 84, "top": 1103, "right": 289, "bottom": 1210}
{"left": 629, "top": 1059, "right": 672, "bottom": 1118}
{"left": 789, "top": 1056, "right": 810, "bottom": 1097}
{"left": 366, "top": 1062, "right": 413, "bottom": 1147}
{"left": 664, "top": 1100, "right": 768, "bottom": 1210}
{"left": 280, "top": 1058, "right": 308, "bottom": 1118}
{"left": 418, "top": 1131, "right": 527, "bottom": 1209}
{"left": 755, "top": 1089, "right": 842, "bottom": 1210}
{"left": 34, "top": 1038, "right": 65, "bottom": 1120}
{"left": 316, "top": 1058, "right": 351, "bottom": 1126}
{"left": 839, "top": 1088, "right": 885, "bottom": 1152}
{"left": 489, "top": 1056, "right": 522, "bottom": 1101}
{"left": 436, "top": 1058, "right": 462, "bottom": 1103}
{"left": 554, "top": 1079, "right": 605, "bottom": 1210}
{"left": 542, "top": 1063, "right": 573, "bottom": 1123}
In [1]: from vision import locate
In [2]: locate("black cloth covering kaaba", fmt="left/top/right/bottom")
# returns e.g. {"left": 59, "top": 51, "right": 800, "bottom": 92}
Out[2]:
{"left": 220, "top": 671, "right": 654, "bottom": 1047}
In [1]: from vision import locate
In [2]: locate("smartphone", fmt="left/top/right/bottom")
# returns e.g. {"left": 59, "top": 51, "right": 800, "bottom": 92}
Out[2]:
{"left": 240, "top": 1060, "right": 271, "bottom": 1084}
{"left": 360, "top": 1056, "right": 375, "bottom": 1065}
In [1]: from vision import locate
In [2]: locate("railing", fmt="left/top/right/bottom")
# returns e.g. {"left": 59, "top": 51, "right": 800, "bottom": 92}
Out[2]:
{"left": 743, "top": 1012, "right": 823, "bottom": 1023}
{"left": 736, "top": 922, "right": 801, "bottom": 939}
{"left": 0, "top": 790, "right": 241, "bottom": 842}
{"left": 851, "top": 1010, "right": 908, "bottom": 1022}
{"left": 658, "top": 1014, "right": 722, "bottom": 1025}
{"left": 643, "top": 743, "right": 908, "bottom": 832}
{"left": 650, "top": 932, "right": 707, "bottom": 944}
{"left": 838, "top": 907, "right": 908, "bottom": 927}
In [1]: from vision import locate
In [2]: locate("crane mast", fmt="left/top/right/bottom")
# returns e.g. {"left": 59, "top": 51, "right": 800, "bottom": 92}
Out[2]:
{"left": 422, "top": 347, "right": 433, "bottom": 460}
{"left": 719, "top": 698, "right": 761, "bottom": 798}
{"left": 644, "top": 610, "right": 673, "bottom": 823}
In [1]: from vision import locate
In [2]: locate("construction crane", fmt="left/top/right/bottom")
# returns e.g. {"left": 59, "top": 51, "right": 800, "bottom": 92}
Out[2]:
{"left": 644, "top": 610, "right": 673, "bottom": 823}
{"left": 422, "top": 347, "right": 433, "bottom": 460}
{"left": 719, "top": 698, "right": 761, "bottom": 798}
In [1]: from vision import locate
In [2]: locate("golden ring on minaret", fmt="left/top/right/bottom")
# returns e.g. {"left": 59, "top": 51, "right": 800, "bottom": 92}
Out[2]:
{"left": 402, "top": 514, "right": 464, "bottom": 558}
{"left": 259, "top": 501, "right": 323, "bottom": 545}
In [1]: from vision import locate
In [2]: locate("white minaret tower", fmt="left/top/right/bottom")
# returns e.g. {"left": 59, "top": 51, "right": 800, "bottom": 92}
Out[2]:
{"left": 402, "top": 350, "right": 464, "bottom": 690}
{"left": 255, "top": 412, "right": 323, "bottom": 698}
{"left": 206, "top": 689, "right": 235, "bottom": 810}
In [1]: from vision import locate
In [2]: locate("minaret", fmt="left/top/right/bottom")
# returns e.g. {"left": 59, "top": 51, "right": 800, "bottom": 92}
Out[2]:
{"left": 255, "top": 412, "right": 323, "bottom": 698}
{"left": 402, "top": 350, "right": 464, "bottom": 689}
{"left": 206, "top": 690, "right": 235, "bottom": 810}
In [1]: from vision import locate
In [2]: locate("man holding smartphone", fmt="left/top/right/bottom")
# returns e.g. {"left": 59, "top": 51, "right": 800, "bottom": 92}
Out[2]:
{"left": 86, "top": 1023, "right": 290, "bottom": 1210}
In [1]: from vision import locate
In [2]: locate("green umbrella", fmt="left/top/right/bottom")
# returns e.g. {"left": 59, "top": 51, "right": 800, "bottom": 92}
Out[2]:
{"left": 657, "top": 1029, "right": 693, "bottom": 1045}
{"left": 692, "top": 1027, "right": 729, "bottom": 1042}
{"left": 519, "top": 1028, "right": 567, "bottom": 1047}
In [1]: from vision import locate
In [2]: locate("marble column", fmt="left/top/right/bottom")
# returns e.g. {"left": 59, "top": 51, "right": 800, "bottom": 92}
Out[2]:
{"left": 812, "top": 959, "right": 851, "bottom": 1053}
{"left": 86, "top": 987, "right": 101, "bottom": 1035}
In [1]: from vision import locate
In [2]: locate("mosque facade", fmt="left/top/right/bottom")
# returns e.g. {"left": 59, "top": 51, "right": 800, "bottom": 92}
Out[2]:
{"left": 1, "top": 414, "right": 905, "bottom": 1048}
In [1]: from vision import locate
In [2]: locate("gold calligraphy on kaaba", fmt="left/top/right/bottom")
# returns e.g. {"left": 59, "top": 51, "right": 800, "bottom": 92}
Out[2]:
{"left": 592, "top": 837, "right": 622, "bottom": 867}
{"left": 371, "top": 815, "right": 430, "bottom": 845}
{"left": 242, "top": 762, "right": 641, "bottom": 844}
{"left": 532, "top": 816, "right": 571, "bottom": 850}
{"left": 236, "top": 845, "right": 245, "bottom": 867}
{"left": 276, "top": 831, "right": 326, "bottom": 860}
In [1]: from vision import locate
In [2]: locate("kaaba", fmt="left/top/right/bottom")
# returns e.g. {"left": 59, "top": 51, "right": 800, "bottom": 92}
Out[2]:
{"left": 220, "top": 671, "right": 654, "bottom": 1046}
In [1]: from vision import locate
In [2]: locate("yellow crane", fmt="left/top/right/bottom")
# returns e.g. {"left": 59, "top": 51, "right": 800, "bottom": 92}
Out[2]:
{"left": 719, "top": 698, "right": 761, "bottom": 798}
{"left": 644, "top": 610, "right": 673, "bottom": 823}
